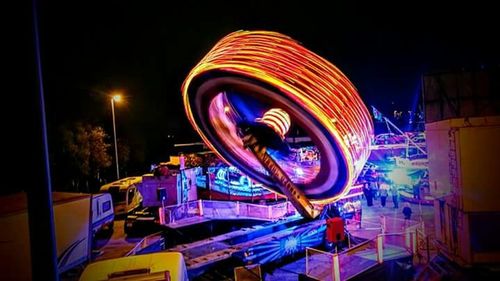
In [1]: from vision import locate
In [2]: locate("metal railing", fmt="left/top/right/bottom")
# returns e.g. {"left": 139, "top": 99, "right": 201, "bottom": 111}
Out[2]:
{"left": 345, "top": 218, "right": 382, "bottom": 240}
{"left": 161, "top": 200, "right": 296, "bottom": 225}
{"left": 338, "top": 237, "right": 379, "bottom": 280}
{"left": 202, "top": 200, "right": 239, "bottom": 218}
{"left": 415, "top": 227, "right": 436, "bottom": 264}
{"left": 306, "top": 247, "right": 337, "bottom": 281}
{"left": 164, "top": 200, "right": 200, "bottom": 224}
{"left": 125, "top": 231, "right": 164, "bottom": 256}
{"left": 305, "top": 216, "right": 424, "bottom": 280}
{"left": 377, "top": 216, "right": 422, "bottom": 233}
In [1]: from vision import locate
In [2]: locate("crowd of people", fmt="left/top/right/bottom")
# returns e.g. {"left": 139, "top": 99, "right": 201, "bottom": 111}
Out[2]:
{"left": 362, "top": 167, "right": 400, "bottom": 208}
{"left": 361, "top": 167, "right": 414, "bottom": 220}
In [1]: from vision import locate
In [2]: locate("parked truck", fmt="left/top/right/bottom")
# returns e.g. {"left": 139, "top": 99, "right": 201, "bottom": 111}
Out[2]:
{"left": 0, "top": 191, "right": 114, "bottom": 280}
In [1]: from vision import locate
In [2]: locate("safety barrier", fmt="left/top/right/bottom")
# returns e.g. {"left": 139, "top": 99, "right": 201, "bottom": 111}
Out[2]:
{"left": 125, "top": 232, "right": 165, "bottom": 256}
{"left": 415, "top": 227, "right": 436, "bottom": 264}
{"left": 306, "top": 247, "right": 337, "bottom": 281}
{"left": 345, "top": 218, "right": 382, "bottom": 240}
{"left": 161, "top": 200, "right": 296, "bottom": 225}
{"left": 164, "top": 201, "right": 200, "bottom": 224}
{"left": 305, "top": 216, "right": 424, "bottom": 280}
{"left": 339, "top": 237, "right": 379, "bottom": 280}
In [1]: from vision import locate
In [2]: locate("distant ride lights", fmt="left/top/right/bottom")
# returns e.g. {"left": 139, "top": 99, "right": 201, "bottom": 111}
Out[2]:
{"left": 182, "top": 30, "right": 373, "bottom": 218}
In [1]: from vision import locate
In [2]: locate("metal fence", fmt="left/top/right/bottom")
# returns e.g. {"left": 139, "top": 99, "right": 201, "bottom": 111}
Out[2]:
{"left": 305, "top": 216, "right": 424, "bottom": 280}
{"left": 161, "top": 200, "right": 296, "bottom": 225}
{"left": 345, "top": 218, "right": 382, "bottom": 240}
{"left": 202, "top": 200, "right": 239, "bottom": 218}
{"left": 164, "top": 200, "right": 200, "bottom": 224}
{"left": 306, "top": 247, "right": 336, "bottom": 281}
{"left": 125, "top": 232, "right": 165, "bottom": 256}
{"left": 415, "top": 227, "right": 436, "bottom": 264}
{"left": 269, "top": 201, "right": 295, "bottom": 219}
{"left": 238, "top": 202, "right": 270, "bottom": 219}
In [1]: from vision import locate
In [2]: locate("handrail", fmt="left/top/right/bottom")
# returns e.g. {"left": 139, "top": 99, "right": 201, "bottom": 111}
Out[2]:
{"left": 346, "top": 218, "right": 382, "bottom": 227}
{"left": 163, "top": 199, "right": 287, "bottom": 211}
{"left": 380, "top": 232, "right": 409, "bottom": 237}
{"left": 125, "top": 232, "right": 163, "bottom": 256}
{"left": 306, "top": 216, "right": 424, "bottom": 280}
{"left": 341, "top": 236, "right": 376, "bottom": 253}
{"left": 305, "top": 246, "right": 334, "bottom": 256}
{"left": 162, "top": 200, "right": 295, "bottom": 224}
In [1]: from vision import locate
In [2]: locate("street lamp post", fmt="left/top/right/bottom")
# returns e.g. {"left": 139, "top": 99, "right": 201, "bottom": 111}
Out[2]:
{"left": 111, "top": 94, "right": 121, "bottom": 180}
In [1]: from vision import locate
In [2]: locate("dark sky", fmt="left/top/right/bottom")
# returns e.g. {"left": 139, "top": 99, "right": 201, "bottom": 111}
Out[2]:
{"left": 37, "top": 1, "right": 499, "bottom": 166}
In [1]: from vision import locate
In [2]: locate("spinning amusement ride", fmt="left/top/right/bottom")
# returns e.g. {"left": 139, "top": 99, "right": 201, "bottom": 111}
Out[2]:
{"left": 182, "top": 31, "right": 374, "bottom": 218}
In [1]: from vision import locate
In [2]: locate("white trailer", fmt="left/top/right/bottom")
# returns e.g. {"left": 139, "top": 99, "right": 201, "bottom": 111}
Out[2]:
{"left": 0, "top": 192, "right": 93, "bottom": 280}
{"left": 91, "top": 193, "right": 115, "bottom": 235}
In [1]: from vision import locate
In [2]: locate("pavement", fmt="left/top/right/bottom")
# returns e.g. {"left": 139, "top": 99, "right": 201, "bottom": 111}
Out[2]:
{"left": 361, "top": 198, "right": 435, "bottom": 235}
{"left": 93, "top": 219, "right": 143, "bottom": 261}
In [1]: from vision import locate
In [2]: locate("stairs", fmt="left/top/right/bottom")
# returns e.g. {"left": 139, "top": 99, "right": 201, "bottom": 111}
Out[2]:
{"left": 415, "top": 254, "right": 459, "bottom": 281}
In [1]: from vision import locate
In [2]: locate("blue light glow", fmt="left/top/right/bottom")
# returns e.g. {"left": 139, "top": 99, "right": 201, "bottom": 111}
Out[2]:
{"left": 234, "top": 222, "right": 326, "bottom": 264}
{"left": 388, "top": 168, "right": 412, "bottom": 186}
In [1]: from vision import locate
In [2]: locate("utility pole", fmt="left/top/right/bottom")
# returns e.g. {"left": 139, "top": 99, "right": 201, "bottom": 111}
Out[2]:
{"left": 30, "top": 0, "right": 59, "bottom": 279}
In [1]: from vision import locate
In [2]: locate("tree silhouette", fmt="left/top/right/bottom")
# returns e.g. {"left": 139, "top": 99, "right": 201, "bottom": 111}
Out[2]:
{"left": 61, "top": 122, "right": 112, "bottom": 192}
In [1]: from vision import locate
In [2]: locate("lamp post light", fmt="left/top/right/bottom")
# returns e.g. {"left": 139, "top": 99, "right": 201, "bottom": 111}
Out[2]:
{"left": 111, "top": 94, "right": 122, "bottom": 180}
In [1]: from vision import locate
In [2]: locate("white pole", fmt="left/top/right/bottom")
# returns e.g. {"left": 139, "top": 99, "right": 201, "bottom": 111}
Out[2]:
{"left": 305, "top": 248, "right": 309, "bottom": 275}
{"left": 198, "top": 199, "right": 204, "bottom": 216}
{"left": 111, "top": 99, "right": 120, "bottom": 180}
{"left": 332, "top": 253, "right": 340, "bottom": 281}
{"left": 377, "top": 234, "right": 384, "bottom": 263}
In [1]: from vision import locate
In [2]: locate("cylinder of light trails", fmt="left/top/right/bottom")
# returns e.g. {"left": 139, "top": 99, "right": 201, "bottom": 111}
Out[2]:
{"left": 182, "top": 30, "right": 373, "bottom": 205}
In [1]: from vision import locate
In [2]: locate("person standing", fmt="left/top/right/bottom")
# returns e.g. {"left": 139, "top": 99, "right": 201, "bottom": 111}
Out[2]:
{"left": 390, "top": 183, "right": 399, "bottom": 208}
{"left": 403, "top": 202, "right": 413, "bottom": 220}
{"left": 379, "top": 179, "right": 389, "bottom": 207}
{"left": 362, "top": 181, "right": 373, "bottom": 206}
{"left": 369, "top": 168, "right": 379, "bottom": 200}
{"left": 412, "top": 182, "right": 421, "bottom": 200}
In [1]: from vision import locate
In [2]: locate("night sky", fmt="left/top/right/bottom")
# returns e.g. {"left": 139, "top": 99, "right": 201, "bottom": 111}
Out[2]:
{"left": 33, "top": 1, "right": 499, "bottom": 173}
